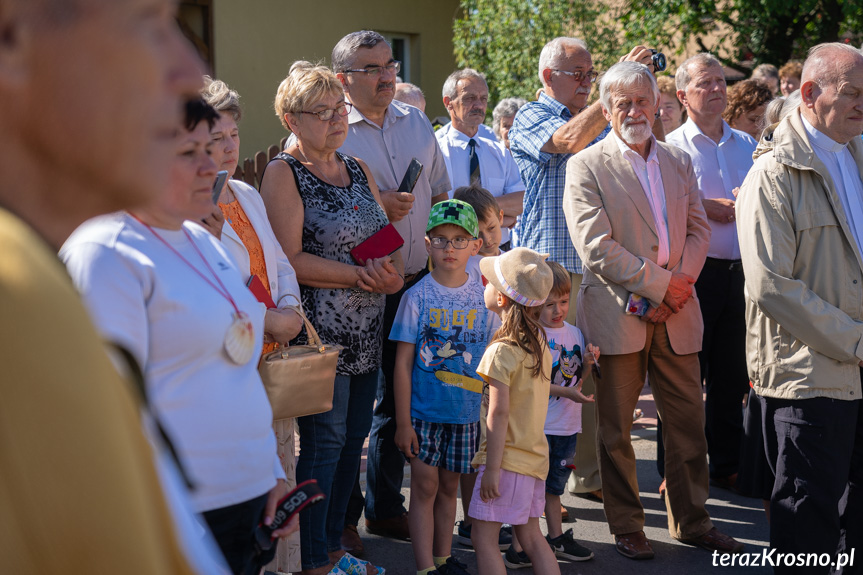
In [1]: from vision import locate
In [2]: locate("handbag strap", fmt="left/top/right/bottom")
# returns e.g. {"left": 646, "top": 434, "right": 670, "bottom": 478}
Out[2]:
{"left": 285, "top": 305, "right": 325, "bottom": 352}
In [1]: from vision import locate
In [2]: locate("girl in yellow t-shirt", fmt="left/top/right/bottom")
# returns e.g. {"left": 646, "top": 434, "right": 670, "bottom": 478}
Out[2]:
{"left": 470, "top": 247, "right": 560, "bottom": 575}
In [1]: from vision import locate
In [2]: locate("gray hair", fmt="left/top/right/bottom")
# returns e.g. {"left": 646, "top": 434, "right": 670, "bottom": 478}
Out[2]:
{"left": 202, "top": 76, "right": 242, "bottom": 122}
{"left": 751, "top": 63, "right": 779, "bottom": 83}
{"left": 802, "top": 42, "right": 863, "bottom": 89}
{"left": 538, "top": 37, "right": 588, "bottom": 86}
{"left": 676, "top": 53, "right": 723, "bottom": 91}
{"left": 492, "top": 97, "right": 527, "bottom": 138}
{"left": 599, "top": 61, "right": 658, "bottom": 111}
{"left": 761, "top": 89, "right": 802, "bottom": 132}
{"left": 331, "top": 30, "right": 388, "bottom": 73}
{"left": 442, "top": 68, "right": 487, "bottom": 100}
{"left": 394, "top": 83, "right": 425, "bottom": 109}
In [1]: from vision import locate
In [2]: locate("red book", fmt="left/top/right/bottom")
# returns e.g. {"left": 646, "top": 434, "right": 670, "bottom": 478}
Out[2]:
{"left": 350, "top": 223, "right": 405, "bottom": 265}
{"left": 246, "top": 275, "right": 276, "bottom": 309}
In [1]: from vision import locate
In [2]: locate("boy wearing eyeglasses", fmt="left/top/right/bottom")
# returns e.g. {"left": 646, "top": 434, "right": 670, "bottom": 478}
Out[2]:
{"left": 391, "top": 200, "right": 498, "bottom": 575}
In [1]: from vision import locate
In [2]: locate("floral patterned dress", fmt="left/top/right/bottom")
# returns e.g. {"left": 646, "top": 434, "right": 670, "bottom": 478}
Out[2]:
{"left": 273, "top": 151, "right": 389, "bottom": 376}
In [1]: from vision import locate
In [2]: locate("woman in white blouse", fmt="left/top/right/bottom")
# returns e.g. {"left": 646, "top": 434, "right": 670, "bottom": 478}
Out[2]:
{"left": 202, "top": 76, "right": 303, "bottom": 351}
{"left": 61, "top": 98, "right": 297, "bottom": 575}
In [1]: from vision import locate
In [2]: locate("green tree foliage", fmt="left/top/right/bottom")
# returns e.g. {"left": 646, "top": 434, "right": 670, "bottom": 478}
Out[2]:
{"left": 452, "top": 0, "right": 621, "bottom": 108}
{"left": 620, "top": 0, "right": 863, "bottom": 71}
{"left": 453, "top": 0, "right": 863, "bottom": 106}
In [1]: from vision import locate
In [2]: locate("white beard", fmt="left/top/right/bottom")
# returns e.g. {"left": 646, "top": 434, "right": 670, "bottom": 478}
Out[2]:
{"left": 620, "top": 121, "right": 652, "bottom": 146}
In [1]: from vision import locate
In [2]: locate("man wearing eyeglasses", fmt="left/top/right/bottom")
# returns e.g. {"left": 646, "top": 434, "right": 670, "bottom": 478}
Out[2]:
{"left": 509, "top": 36, "right": 660, "bottom": 505}
{"left": 332, "top": 30, "right": 451, "bottom": 548}
{"left": 435, "top": 68, "right": 525, "bottom": 251}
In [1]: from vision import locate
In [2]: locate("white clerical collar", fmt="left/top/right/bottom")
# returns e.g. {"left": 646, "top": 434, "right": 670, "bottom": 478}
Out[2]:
{"left": 802, "top": 114, "right": 846, "bottom": 153}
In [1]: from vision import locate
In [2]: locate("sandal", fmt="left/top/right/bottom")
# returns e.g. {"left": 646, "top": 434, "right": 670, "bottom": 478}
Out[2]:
{"left": 335, "top": 552, "right": 386, "bottom": 575}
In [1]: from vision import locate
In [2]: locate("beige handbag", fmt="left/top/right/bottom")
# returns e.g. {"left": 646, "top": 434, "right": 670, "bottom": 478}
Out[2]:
{"left": 258, "top": 308, "right": 342, "bottom": 420}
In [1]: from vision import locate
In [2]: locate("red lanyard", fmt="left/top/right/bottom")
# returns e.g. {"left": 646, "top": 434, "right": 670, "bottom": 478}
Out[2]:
{"left": 130, "top": 214, "right": 241, "bottom": 315}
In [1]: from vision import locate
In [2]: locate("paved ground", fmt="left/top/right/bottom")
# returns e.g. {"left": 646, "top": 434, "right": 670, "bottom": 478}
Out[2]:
{"left": 312, "top": 383, "right": 771, "bottom": 574}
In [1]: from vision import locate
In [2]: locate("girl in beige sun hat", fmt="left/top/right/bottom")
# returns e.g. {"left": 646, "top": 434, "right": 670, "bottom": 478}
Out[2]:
{"left": 471, "top": 247, "right": 562, "bottom": 575}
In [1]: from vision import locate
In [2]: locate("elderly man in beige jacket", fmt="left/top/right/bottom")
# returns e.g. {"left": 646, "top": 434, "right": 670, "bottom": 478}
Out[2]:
{"left": 736, "top": 43, "right": 863, "bottom": 572}
{"left": 565, "top": 61, "right": 744, "bottom": 560}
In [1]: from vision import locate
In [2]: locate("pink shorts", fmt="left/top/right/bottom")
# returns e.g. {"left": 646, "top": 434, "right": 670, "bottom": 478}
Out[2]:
{"left": 468, "top": 465, "right": 546, "bottom": 525}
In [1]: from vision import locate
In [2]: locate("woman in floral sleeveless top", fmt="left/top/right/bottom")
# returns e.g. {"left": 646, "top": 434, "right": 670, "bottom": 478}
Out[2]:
{"left": 261, "top": 61, "right": 403, "bottom": 575}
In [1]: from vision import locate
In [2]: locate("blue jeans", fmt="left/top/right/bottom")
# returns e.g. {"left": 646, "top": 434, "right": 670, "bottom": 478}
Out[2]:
{"left": 545, "top": 433, "right": 579, "bottom": 496}
{"left": 296, "top": 370, "right": 379, "bottom": 570}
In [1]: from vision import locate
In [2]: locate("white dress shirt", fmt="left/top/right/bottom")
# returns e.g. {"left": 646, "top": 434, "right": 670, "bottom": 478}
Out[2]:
{"left": 667, "top": 119, "right": 757, "bottom": 260}
{"left": 611, "top": 131, "right": 669, "bottom": 267}
{"left": 802, "top": 115, "right": 863, "bottom": 257}
{"left": 436, "top": 122, "right": 525, "bottom": 245}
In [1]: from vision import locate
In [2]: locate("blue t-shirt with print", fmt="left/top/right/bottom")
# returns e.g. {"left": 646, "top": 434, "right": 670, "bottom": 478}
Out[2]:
{"left": 390, "top": 273, "right": 495, "bottom": 424}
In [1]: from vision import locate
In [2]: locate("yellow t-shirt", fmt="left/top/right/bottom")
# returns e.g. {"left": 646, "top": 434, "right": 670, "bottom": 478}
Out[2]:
{"left": 472, "top": 340, "right": 552, "bottom": 480}
{"left": 0, "top": 208, "right": 198, "bottom": 574}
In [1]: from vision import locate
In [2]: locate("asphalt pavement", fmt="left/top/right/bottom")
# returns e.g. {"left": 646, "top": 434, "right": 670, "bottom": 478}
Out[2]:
{"left": 306, "top": 383, "right": 772, "bottom": 574}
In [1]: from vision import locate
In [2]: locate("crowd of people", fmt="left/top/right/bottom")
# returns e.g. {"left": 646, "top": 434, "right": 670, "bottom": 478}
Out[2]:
{"left": 2, "top": 2, "right": 862, "bottom": 575}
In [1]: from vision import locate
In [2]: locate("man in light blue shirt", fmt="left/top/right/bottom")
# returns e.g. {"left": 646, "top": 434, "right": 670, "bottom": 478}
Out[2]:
{"left": 666, "top": 53, "right": 757, "bottom": 492}
{"left": 435, "top": 69, "right": 524, "bottom": 249}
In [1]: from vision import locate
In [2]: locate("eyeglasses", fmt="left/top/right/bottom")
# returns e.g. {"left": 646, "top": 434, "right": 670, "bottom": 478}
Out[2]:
{"left": 481, "top": 274, "right": 489, "bottom": 287}
{"left": 298, "top": 102, "right": 353, "bottom": 121}
{"left": 553, "top": 69, "right": 599, "bottom": 84}
{"left": 343, "top": 61, "right": 402, "bottom": 78}
{"left": 429, "top": 236, "right": 473, "bottom": 250}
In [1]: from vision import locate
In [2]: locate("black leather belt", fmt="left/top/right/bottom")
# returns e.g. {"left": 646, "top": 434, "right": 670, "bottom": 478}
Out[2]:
{"left": 704, "top": 257, "right": 743, "bottom": 272}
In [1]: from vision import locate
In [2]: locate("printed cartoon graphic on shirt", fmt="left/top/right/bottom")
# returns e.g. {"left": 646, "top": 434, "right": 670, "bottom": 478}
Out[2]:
{"left": 548, "top": 335, "right": 583, "bottom": 402}
{"left": 390, "top": 274, "right": 495, "bottom": 424}
{"left": 419, "top": 309, "right": 483, "bottom": 394}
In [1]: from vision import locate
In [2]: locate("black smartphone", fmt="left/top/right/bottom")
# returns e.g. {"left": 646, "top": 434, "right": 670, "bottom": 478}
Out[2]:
{"left": 211, "top": 170, "right": 229, "bottom": 204}
{"left": 252, "top": 479, "right": 325, "bottom": 555}
{"left": 396, "top": 158, "right": 423, "bottom": 195}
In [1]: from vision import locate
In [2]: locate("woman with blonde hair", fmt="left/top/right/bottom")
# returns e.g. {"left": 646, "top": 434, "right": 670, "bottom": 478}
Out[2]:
{"left": 261, "top": 61, "right": 403, "bottom": 575}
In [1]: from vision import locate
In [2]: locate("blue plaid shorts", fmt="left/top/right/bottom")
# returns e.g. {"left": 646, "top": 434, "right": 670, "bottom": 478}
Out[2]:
{"left": 412, "top": 418, "right": 479, "bottom": 474}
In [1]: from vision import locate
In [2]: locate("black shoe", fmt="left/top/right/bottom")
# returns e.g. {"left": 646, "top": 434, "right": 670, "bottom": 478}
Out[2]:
{"left": 455, "top": 520, "right": 472, "bottom": 547}
{"left": 455, "top": 521, "right": 512, "bottom": 550}
{"left": 502, "top": 545, "right": 532, "bottom": 569}
{"left": 547, "top": 528, "right": 594, "bottom": 561}
{"left": 437, "top": 556, "right": 471, "bottom": 575}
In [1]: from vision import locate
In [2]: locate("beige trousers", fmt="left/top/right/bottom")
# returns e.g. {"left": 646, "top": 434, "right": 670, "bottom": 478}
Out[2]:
{"left": 596, "top": 322, "right": 712, "bottom": 539}
{"left": 565, "top": 272, "right": 602, "bottom": 493}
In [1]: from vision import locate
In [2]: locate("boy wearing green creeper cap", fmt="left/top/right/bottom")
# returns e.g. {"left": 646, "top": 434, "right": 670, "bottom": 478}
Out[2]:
{"left": 391, "top": 200, "right": 500, "bottom": 575}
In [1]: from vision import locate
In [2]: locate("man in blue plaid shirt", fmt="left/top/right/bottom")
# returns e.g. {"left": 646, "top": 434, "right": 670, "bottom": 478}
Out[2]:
{"left": 509, "top": 37, "right": 664, "bottom": 507}
{"left": 510, "top": 37, "right": 661, "bottom": 321}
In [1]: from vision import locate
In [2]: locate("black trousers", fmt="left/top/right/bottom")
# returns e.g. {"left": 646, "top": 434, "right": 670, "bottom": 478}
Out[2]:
{"left": 696, "top": 258, "right": 750, "bottom": 478}
{"left": 202, "top": 492, "right": 272, "bottom": 575}
{"left": 763, "top": 395, "right": 863, "bottom": 574}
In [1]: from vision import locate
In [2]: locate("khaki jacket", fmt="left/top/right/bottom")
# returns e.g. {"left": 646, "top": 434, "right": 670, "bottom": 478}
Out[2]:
{"left": 736, "top": 110, "right": 863, "bottom": 400}
{"left": 564, "top": 135, "right": 710, "bottom": 355}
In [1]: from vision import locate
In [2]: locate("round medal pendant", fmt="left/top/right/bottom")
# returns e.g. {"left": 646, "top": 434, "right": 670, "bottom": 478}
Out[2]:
{"left": 224, "top": 312, "right": 255, "bottom": 365}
